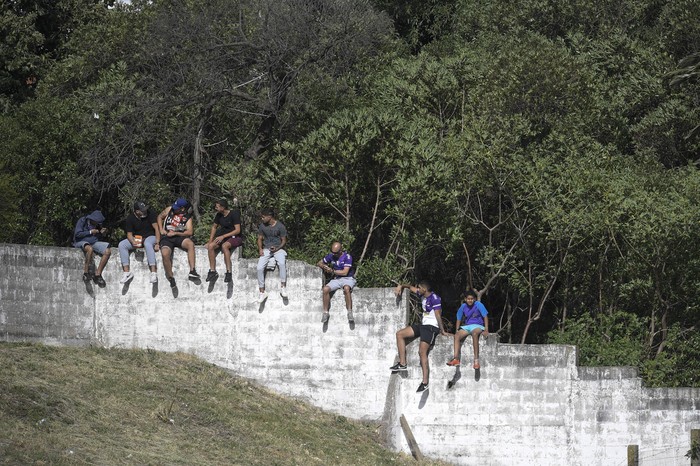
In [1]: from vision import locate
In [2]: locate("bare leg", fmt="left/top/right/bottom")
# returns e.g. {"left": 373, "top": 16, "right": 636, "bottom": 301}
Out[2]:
{"left": 206, "top": 242, "right": 219, "bottom": 270}
{"left": 222, "top": 242, "right": 232, "bottom": 272}
{"left": 419, "top": 341, "right": 431, "bottom": 384}
{"left": 343, "top": 285, "right": 353, "bottom": 310}
{"left": 471, "top": 328, "right": 483, "bottom": 361}
{"left": 161, "top": 247, "right": 173, "bottom": 278}
{"left": 182, "top": 238, "right": 196, "bottom": 270}
{"left": 322, "top": 285, "right": 332, "bottom": 312}
{"left": 453, "top": 329, "right": 469, "bottom": 360}
{"left": 96, "top": 249, "right": 111, "bottom": 276}
{"left": 395, "top": 327, "right": 416, "bottom": 366}
{"left": 83, "top": 245, "right": 94, "bottom": 273}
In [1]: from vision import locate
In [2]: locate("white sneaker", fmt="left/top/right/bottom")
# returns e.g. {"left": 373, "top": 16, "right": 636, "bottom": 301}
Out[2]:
{"left": 280, "top": 287, "right": 288, "bottom": 298}
{"left": 150, "top": 272, "right": 158, "bottom": 284}
{"left": 119, "top": 271, "right": 134, "bottom": 284}
{"left": 258, "top": 292, "right": 268, "bottom": 304}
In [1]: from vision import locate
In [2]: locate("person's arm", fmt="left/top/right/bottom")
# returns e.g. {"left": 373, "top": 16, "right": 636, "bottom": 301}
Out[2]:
{"left": 151, "top": 220, "right": 161, "bottom": 250}
{"left": 156, "top": 208, "right": 168, "bottom": 235}
{"left": 277, "top": 235, "right": 287, "bottom": 250}
{"left": 483, "top": 316, "right": 490, "bottom": 337}
{"left": 394, "top": 283, "right": 419, "bottom": 296}
{"left": 434, "top": 307, "right": 447, "bottom": 336}
{"left": 226, "top": 223, "right": 241, "bottom": 238}
{"left": 317, "top": 257, "right": 331, "bottom": 272}
{"left": 74, "top": 219, "right": 93, "bottom": 240}
{"left": 180, "top": 218, "right": 194, "bottom": 237}
{"left": 126, "top": 232, "right": 136, "bottom": 246}
{"left": 208, "top": 223, "right": 218, "bottom": 244}
{"left": 257, "top": 231, "right": 265, "bottom": 256}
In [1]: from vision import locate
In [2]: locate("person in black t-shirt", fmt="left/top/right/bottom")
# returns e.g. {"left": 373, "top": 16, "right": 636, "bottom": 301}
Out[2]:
{"left": 204, "top": 199, "right": 242, "bottom": 283}
{"left": 118, "top": 201, "right": 161, "bottom": 284}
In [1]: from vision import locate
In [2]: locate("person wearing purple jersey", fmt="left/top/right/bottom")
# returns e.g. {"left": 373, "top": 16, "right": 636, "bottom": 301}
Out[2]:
{"left": 391, "top": 281, "right": 447, "bottom": 393}
{"left": 317, "top": 241, "right": 356, "bottom": 323}
{"left": 447, "top": 289, "right": 489, "bottom": 370}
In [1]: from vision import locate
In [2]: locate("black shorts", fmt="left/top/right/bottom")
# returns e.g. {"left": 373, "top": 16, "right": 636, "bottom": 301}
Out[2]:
{"left": 410, "top": 324, "right": 439, "bottom": 346}
{"left": 160, "top": 236, "right": 191, "bottom": 250}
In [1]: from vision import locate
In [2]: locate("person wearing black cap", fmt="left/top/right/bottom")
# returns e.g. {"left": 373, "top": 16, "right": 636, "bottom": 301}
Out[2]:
{"left": 118, "top": 201, "right": 161, "bottom": 284}
{"left": 156, "top": 197, "right": 199, "bottom": 287}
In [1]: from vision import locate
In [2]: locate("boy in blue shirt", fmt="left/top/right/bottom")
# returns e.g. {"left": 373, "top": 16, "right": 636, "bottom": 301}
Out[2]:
{"left": 447, "top": 290, "right": 489, "bottom": 369}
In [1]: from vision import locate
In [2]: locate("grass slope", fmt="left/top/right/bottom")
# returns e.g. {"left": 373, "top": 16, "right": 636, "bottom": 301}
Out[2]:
{"left": 0, "top": 343, "right": 443, "bottom": 465}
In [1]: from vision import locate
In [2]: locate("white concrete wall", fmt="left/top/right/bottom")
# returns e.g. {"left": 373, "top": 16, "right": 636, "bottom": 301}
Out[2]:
{"left": 1, "top": 243, "right": 699, "bottom": 465}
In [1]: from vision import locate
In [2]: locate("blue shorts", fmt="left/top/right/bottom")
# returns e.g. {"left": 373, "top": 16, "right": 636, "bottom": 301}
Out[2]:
{"left": 461, "top": 324, "right": 485, "bottom": 333}
{"left": 75, "top": 241, "right": 110, "bottom": 255}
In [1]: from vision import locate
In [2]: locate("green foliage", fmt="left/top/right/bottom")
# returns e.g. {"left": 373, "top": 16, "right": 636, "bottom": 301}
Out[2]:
{"left": 548, "top": 311, "right": 647, "bottom": 367}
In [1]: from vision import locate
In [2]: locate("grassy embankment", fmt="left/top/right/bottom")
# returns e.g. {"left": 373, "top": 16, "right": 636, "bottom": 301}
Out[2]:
{"left": 0, "top": 343, "right": 444, "bottom": 465}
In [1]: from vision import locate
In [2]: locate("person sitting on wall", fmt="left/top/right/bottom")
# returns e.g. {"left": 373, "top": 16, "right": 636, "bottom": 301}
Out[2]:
{"left": 118, "top": 201, "right": 161, "bottom": 285}
{"left": 446, "top": 289, "right": 489, "bottom": 370}
{"left": 392, "top": 281, "right": 447, "bottom": 393}
{"left": 204, "top": 199, "right": 242, "bottom": 284}
{"left": 73, "top": 209, "right": 111, "bottom": 287}
{"left": 317, "top": 241, "right": 356, "bottom": 323}
{"left": 156, "top": 197, "right": 199, "bottom": 288}
{"left": 256, "top": 207, "right": 288, "bottom": 303}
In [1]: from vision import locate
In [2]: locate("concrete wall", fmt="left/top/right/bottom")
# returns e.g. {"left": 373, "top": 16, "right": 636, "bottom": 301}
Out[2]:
{"left": 1, "top": 243, "right": 699, "bottom": 465}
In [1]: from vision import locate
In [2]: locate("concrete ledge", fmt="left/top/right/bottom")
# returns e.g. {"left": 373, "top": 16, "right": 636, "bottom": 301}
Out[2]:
{"left": 2, "top": 243, "right": 700, "bottom": 466}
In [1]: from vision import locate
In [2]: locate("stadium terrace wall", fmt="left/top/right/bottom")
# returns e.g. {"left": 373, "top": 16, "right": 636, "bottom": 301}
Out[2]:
{"left": 1, "top": 243, "right": 699, "bottom": 465}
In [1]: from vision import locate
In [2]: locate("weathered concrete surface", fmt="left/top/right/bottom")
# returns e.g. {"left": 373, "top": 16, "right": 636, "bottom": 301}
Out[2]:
{"left": 1, "top": 243, "right": 699, "bottom": 465}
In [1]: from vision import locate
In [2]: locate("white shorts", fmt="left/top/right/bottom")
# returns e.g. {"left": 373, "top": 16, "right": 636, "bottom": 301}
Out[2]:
{"left": 326, "top": 276, "right": 356, "bottom": 292}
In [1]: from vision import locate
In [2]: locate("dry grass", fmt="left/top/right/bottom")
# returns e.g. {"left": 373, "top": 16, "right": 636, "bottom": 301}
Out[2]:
{"left": 0, "top": 343, "right": 445, "bottom": 465}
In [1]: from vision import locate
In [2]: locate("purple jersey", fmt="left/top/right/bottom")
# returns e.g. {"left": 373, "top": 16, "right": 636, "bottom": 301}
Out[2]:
{"left": 323, "top": 251, "right": 354, "bottom": 278}
{"left": 416, "top": 291, "right": 441, "bottom": 328}
{"left": 457, "top": 301, "right": 488, "bottom": 326}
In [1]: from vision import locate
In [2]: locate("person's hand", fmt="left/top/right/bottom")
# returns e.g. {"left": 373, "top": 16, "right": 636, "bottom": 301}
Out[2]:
{"left": 215, "top": 235, "right": 225, "bottom": 245}
{"left": 167, "top": 230, "right": 176, "bottom": 237}
{"left": 259, "top": 249, "right": 264, "bottom": 257}
{"left": 100, "top": 227, "right": 108, "bottom": 235}
{"left": 440, "top": 330, "right": 449, "bottom": 337}
{"left": 154, "top": 244, "right": 160, "bottom": 252}
{"left": 394, "top": 284, "right": 403, "bottom": 297}
{"left": 269, "top": 246, "right": 277, "bottom": 253}
{"left": 483, "top": 330, "right": 489, "bottom": 339}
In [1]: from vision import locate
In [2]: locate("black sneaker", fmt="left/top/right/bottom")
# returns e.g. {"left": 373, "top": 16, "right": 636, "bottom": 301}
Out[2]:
{"left": 82, "top": 272, "right": 92, "bottom": 283}
{"left": 224, "top": 272, "right": 232, "bottom": 283}
{"left": 189, "top": 269, "right": 200, "bottom": 279}
{"left": 206, "top": 270, "right": 218, "bottom": 282}
{"left": 168, "top": 276, "right": 176, "bottom": 288}
{"left": 389, "top": 363, "right": 407, "bottom": 372}
{"left": 93, "top": 275, "right": 106, "bottom": 288}
{"left": 416, "top": 382, "right": 429, "bottom": 393}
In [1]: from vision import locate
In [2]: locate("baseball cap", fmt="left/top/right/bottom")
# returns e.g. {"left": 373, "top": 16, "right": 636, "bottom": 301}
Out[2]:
{"left": 133, "top": 201, "right": 148, "bottom": 212}
{"left": 172, "top": 198, "right": 189, "bottom": 210}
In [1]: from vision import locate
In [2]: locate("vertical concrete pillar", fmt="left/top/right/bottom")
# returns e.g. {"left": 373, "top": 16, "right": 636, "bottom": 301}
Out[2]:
{"left": 627, "top": 445, "right": 638, "bottom": 466}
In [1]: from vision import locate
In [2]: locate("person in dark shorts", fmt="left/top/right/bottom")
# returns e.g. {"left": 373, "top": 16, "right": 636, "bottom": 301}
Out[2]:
{"left": 204, "top": 199, "right": 242, "bottom": 283}
{"left": 73, "top": 210, "right": 111, "bottom": 287}
{"left": 391, "top": 281, "right": 447, "bottom": 392}
{"left": 118, "top": 201, "right": 160, "bottom": 284}
{"left": 156, "top": 197, "right": 198, "bottom": 288}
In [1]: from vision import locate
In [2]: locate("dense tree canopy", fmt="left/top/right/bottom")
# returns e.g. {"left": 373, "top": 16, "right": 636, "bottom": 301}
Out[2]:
{"left": 1, "top": 0, "right": 699, "bottom": 386}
